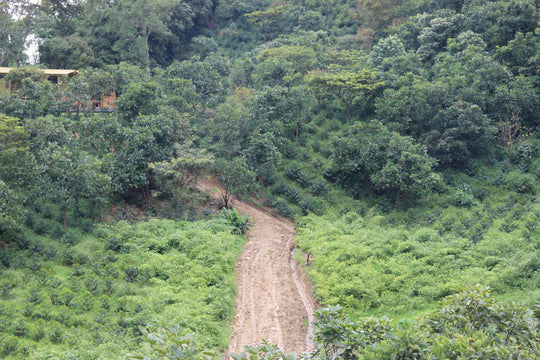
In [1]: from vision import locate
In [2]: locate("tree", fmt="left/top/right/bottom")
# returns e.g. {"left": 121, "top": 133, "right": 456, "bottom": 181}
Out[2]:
{"left": 375, "top": 78, "right": 451, "bottom": 137}
{"left": 38, "top": 0, "right": 83, "bottom": 38}
{"left": 416, "top": 15, "right": 463, "bottom": 62}
{"left": 426, "top": 101, "right": 495, "bottom": 167}
{"left": 307, "top": 69, "right": 384, "bottom": 118}
{"left": 367, "top": 35, "right": 426, "bottom": 85}
{"left": 244, "top": 3, "right": 291, "bottom": 40}
{"left": 115, "top": 81, "right": 161, "bottom": 121}
{"left": 151, "top": 144, "right": 214, "bottom": 203}
{"left": 256, "top": 45, "right": 318, "bottom": 75}
{"left": 113, "top": 113, "right": 178, "bottom": 204}
{"left": 370, "top": 133, "right": 440, "bottom": 208}
{"left": 0, "top": 180, "right": 24, "bottom": 240}
{"left": 162, "top": 58, "right": 228, "bottom": 108}
{"left": 332, "top": 122, "right": 440, "bottom": 208}
{"left": 496, "top": 110, "right": 531, "bottom": 164}
{"left": 312, "top": 286, "right": 540, "bottom": 359}
{"left": 0, "top": 0, "right": 38, "bottom": 66}
{"left": 245, "top": 133, "right": 281, "bottom": 195}
{"left": 209, "top": 94, "right": 256, "bottom": 159}
{"left": 0, "top": 74, "right": 61, "bottom": 119}
{"left": 0, "top": 114, "right": 33, "bottom": 187}
{"left": 213, "top": 157, "right": 255, "bottom": 209}
{"left": 495, "top": 31, "right": 540, "bottom": 77}
{"left": 38, "top": 143, "right": 110, "bottom": 230}
{"left": 76, "top": 0, "right": 122, "bottom": 67}
{"left": 284, "top": 85, "right": 316, "bottom": 142}
{"left": 114, "top": 0, "right": 173, "bottom": 69}
{"left": 357, "top": 0, "right": 402, "bottom": 33}
{"left": 39, "top": 35, "right": 94, "bottom": 69}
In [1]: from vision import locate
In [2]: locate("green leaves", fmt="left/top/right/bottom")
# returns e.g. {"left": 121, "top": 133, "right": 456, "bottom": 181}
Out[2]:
{"left": 129, "top": 326, "right": 217, "bottom": 360}
{"left": 230, "top": 340, "right": 297, "bottom": 360}
{"left": 307, "top": 69, "right": 385, "bottom": 118}
{"left": 213, "top": 157, "right": 256, "bottom": 209}
{"left": 220, "top": 207, "right": 252, "bottom": 235}
{"left": 332, "top": 122, "right": 440, "bottom": 207}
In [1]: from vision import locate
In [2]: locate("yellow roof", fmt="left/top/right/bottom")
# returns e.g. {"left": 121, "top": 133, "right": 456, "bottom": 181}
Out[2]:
{"left": 0, "top": 67, "right": 77, "bottom": 76}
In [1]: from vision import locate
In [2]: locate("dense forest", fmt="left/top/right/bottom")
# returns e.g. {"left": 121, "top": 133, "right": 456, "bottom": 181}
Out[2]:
{"left": 1, "top": 0, "right": 539, "bottom": 358}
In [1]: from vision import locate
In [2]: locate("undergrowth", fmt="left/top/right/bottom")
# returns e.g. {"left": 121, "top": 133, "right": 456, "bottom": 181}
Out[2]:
{"left": 0, "top": 219, "right": 244, "bottom": 359}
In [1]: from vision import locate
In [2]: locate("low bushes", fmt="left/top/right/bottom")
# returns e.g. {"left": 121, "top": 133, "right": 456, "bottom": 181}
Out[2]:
{"left": 0, "top": 218, "right": 244, "bottom": 359}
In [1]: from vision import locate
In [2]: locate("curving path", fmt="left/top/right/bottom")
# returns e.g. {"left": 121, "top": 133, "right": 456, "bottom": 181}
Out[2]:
{"left": 197, "top": 177, "right": 316, "bottom": 356}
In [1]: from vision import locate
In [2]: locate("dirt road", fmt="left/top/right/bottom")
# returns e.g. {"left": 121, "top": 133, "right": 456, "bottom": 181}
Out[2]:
{"left": 197, "top": 177, "right": 316, "bottom": 355}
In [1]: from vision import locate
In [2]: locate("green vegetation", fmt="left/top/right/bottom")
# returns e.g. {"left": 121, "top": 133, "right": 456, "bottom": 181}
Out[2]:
{"left": 0, "top": 219, "right": 244, "bottom": 359}
{"left": 131, "top": 287, "right": 539, "bottom": 359}
{"left": 296, "top": 193, "right": 539, "bottom": 320}
{"left": 309, "top": 287, "right": 539, "bottom": 359}
{"left": 1, "top": 0, "right": 539, "bottom": 358}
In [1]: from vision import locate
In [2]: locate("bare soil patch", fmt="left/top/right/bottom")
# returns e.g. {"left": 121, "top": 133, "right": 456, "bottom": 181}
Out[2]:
{"left": 197, "top": 177, "right": 317, "bottom": 355}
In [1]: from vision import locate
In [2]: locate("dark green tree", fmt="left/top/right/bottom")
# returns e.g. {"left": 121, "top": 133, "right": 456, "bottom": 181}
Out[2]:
{"left": 115, "top": 81, "right": 161, "bottom": 121}
{"left": 425, "top": 101, "right": 495, "bottom": 167}
{"left": 332, "top": 122, "right": 440, "bottom": 207}
{"left": 39, "top": 35, "right": 94, "bottom": 69}
{"left": 245, "top": 133, "right": 281, "bottom": 195}
{"left": 213, "top": 157, "right": 255, "bottom": 209}
{"left": 0, "top": 0, "right": 38, "bottom": 66}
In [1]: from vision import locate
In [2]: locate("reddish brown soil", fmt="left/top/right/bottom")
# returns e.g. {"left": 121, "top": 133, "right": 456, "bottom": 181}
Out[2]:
{"left": 197, "top": 177, "right": 317, "bottom": 356}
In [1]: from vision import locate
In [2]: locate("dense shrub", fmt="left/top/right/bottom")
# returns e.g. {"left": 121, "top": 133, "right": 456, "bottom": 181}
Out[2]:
{"left": 505, "top": 170, "right": 537, "bottom": 194}
{"left": 450, "top": 183, "right": 477, "bottom": 207}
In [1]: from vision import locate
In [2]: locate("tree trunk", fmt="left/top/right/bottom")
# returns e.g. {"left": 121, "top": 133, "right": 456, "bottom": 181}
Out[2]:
{"left": 395, "top": 190, "right": 411, "bottom": 211}
{"left": 143, "top": 170, "right": 152, "bottom": 205}
{"left": 63, "top": 207, "right": 67, "bottom": 231}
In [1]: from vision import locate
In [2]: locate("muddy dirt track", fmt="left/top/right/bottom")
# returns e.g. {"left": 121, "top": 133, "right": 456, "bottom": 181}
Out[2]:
{"left": 197, "top": 177, "right": 317, "bottom": 356}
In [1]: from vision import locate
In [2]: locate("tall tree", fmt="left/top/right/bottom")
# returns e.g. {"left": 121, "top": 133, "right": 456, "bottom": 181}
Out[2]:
{"left": 213, "top": 157, "right": 255, "bottom": 209}
{"left": 38, "top": 0, "right": 83, "bottom": 38}
{"left": 245, "top": 133, "right": 281, "bottom": 195}
{"left": 38, "top": 143, "right": 110, "bottom": 230}
{"left": 357, "top": 0, "right": 402, "bottom": 33}
{"left": 308, "top": 69, "right": 385, "bottom": 118}
{"left": 115, "top": 0, "right": 174, "bottom": 69}
{"left": 496, "top": 111, "right": 530, "bottom": 164}
{"left": 0, "top": 114, "right": 34, "bottom": 187}
{"left": 0, "top": 0, "right": 38, "bottom": 66}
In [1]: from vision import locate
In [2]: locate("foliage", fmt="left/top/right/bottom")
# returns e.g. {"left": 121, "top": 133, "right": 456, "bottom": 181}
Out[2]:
{"left": 220, "top": 207, "right": 252, "bottom": 235}
{"left": 331, "top": 122, "right": 440, "bottom": 207}
{"left": 0, "top": 219, "right": 244, "bottom": 358}
{"left": 231, "top": 341, "right": 298, "bottom": 360}
{"left": 133, "top": 286, "right": 539, "bottom": 360}
{"left": 213, "top": 157, "right": 256, "bottom": 209}
{"left": 128, "top": 326, "right": 216, "bottom": 360}
{"left": 151, "top": 145, "right": 214, "bottom": 203}
{"left": 245, "top": 133, "right": 282, "bottom": 194}
{"left": 307, "top": 69, "right": 385, "bottom": 118}
{"left": 1, "top": 0, "right": 540, "bottom": 358}
{"left": 311, "top": 286, "right": 539, "bottom": 359}
{"left": 0, "top": 180, "right": 24, "bottom": 236}
{"left": 296, "top": 199, "right": 539, "bottom": 319}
